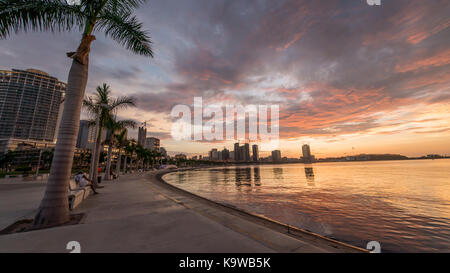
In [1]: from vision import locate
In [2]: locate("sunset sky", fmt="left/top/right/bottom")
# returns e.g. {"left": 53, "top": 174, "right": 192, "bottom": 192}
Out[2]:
{"left": 1, "top": 0, "right": 449, "bottom": 158}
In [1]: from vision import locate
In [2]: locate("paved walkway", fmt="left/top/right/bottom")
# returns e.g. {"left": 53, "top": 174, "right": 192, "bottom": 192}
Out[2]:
{"left": 0, "top": 182, "right": 46, "bottom": 231}
{"left": 0, "top": 171, "right": 363, "bottom": 253}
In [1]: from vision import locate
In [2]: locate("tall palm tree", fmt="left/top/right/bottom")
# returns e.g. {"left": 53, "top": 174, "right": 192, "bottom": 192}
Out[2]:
{"left": 114, "top": 129, "right": 127, "bottom": 178}
{"left": 135, "top": 144, "right": 147, "bottom": 171}
{"left": 125, "top": 139, "right": 136, "bottom": 173}
{"left": 83, "top": 83, "right": 135, "bottom": 186}
{"left": 121, "top": 139, "right": 129, "bottom": 174}
{"left": 104, "top": 118, "right": 136, "bottom": 180}
{"left": 1, "top": 0, "right": 153, "bottom": 228}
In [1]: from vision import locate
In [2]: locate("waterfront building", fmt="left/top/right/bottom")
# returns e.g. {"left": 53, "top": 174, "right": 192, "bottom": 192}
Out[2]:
{"left": 76, "top": 120, "right": 96, "bottom": 149}
{"left": 272, "top": 150, "right": 281, "bottom": 162}
{"left": 252, "top": 144, "right": 259, "bottom": 162}
{"left": 222, "top": 147, "right": 230, "bottom": 161}
{"left": 79, "top": 120, "right": 108, "bottom": 150}
{"left": 137, "top": 126, "right": 147, "bottom": 146}
{"left": 244, "top": 143, "right": 250, "bottom": 162}
{"left": 301, "top": 144, "right": 315, "bottom": 163}
{"left": 209, "top": 148, "right": 218, "bottom": 161}
{"left": 233, "top": 142, "right": 251, "bottom": 162}
{"left": 234, "top": 143, "right": 240, "bottom": 161}
{"left": 144, "top": 137, "right": 160, "bottom": 151}
{"left": 302, "top": 144, "right": 311, "bottom": 158}
{"left": 0, "top": 69, "right": 66, "bottom": 153}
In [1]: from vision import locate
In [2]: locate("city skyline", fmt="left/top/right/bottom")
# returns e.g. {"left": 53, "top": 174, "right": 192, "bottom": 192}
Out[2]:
{"left": 1, "top": 0, "right": 449, "bottom": 158}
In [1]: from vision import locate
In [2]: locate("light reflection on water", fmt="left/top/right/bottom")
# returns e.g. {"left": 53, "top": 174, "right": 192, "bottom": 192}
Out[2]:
{"left": 163, "top": 159, "right": 450, "bottom": 252}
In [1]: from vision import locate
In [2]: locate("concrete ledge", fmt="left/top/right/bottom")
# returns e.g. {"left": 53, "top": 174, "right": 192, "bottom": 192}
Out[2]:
{"left": 153, "top": 169, "right": 368, "bottom": 253}
{"left": 68, "top": 180, "right": 92, "bottom": 210}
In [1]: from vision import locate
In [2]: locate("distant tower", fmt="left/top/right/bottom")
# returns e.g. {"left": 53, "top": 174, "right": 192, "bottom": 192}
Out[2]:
{"left": 252, "top": 144, "right": 259, "bottom": 162}
{"left": 302, "top": 144, "right": 314, "bottom": 163}
{"left": 76, "top": 120, "right": 90, "bottom": 149}
{"left": 302, "top": 144, "right": 311, "bottom": 159}
{"left": 244, "top": 143, "right": 250, "bottom": 162}
{"left": 138, "top": 126, "right": 147, "bottom": 146}
{"left": 234, "top": 142, "right": 240, "bottom": 161}
{"left": 271, "top": 150, "right": 281, "bottom": 162}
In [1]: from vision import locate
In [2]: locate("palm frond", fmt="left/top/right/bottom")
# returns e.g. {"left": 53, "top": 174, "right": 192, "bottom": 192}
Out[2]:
{"left": 116, "top": 119, "right": 137, "bottom": 129}
{"left": 110, "top": 95, "right": 136, "bottom": 111}
{"left": 0, "top": 0, "right": 85, "bottom": 38}
{"left": 96, "top": 9, "right": 153, "bottom": 57}
{"left": 82, "top": 96, "right": 99, "bottom": 115}
{"left": 105, "top": 0, "right": 148, "bottom": 14}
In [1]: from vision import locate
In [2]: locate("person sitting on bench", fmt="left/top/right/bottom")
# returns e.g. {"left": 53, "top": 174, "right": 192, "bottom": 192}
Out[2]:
{"left": 74, "top": 172, "right": 99, "bottom": 194}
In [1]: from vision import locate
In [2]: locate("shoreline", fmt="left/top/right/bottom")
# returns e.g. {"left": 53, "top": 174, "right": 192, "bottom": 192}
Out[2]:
{"left": 151, "top": 168, "right": 368, "bottom": 253}
{"left": 0, "top": 169, "right": 367, "bottom": 252}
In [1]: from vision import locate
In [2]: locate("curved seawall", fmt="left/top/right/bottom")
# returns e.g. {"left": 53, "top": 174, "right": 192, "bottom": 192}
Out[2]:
{"left": 149, "top": 168, "right": 367, "bottom": 253}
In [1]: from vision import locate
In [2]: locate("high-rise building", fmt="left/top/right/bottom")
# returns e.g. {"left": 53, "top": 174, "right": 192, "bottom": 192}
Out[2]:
{"left": 0, "top": 69, "right": 66, "bottom": 153}
{"left": 138, "top": 126, "right": 147, "bottom": 146}
{"left": 209, "top": 148, "right": 218, "bottom": 161}
{"left": 76, "top": 120, "right": 93, "bottom": 149}
{"left": 301, "top": 144, "right": 314, "bottom": 163}
{"left": 234, "top": 142, "right": 240, "bottom": 161}
{"left": 244, "top": 143, "right": 250, "bottom": 162}
{"left": 233, "top": 142, "right": 251, "bottom": 162}
{"left": 76, "top": 120, "right": 113, "bottom": 150}
{"left": 302, "top": 144, "right": 311, "bottom": 158}
{"left": 272, "top": 150, "right": 281, "bottom": 162}
{"left": 222, "top": 147, "right": 230, "bottom": 161}
{"left": 144, "top": 137, "right": 160, "bottom": 151}
{"left": 252, "top": 144, "right": 259, "bottom": 162}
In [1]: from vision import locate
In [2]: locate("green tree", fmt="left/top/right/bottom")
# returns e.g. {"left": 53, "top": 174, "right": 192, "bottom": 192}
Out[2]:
{"left": 125, "top": 139, "right": 136, "bottom": 172}
{"left": 114, "top": 129, "right": 127, "bottom": 178}
{"left": 83, "top": 83, "right": 136, "bottom": 185}
{"left": 104, "top": 118, "right": 136, "bottom": 180}
{"left": 0, "top": 0, "right": 153, "bottom": 228}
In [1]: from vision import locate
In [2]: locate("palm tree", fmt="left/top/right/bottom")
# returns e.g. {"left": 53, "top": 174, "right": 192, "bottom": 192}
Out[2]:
{"left": 104, "top": 118, "right": 136, "bottom": 180}
{"left": 114, "top": 129, "right": 127, "bottom": 178}
{"left": 83, "top": 83, "right": 135, "bottom": 186}
{"left": 121, "top": 139, "right": 129, "bottom": 174}
{"left": 135, "top": 144, "right": 148, "bottom": 171}
{"left": 1, "top": 0, "right": 153, "bottom": 228}
{"left": 125, "top": 139, "right": 136, "bottom": 173}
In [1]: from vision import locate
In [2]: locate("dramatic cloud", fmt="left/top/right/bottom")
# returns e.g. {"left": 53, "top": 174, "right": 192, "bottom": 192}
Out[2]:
{"left": 1, "top": 0, "right": 449, "bottom": 156}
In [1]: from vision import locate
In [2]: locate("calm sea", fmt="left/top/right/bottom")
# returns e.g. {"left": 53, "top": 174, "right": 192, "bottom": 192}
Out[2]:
{"left": 163, "top": 159, "right": 450, "bottom": 252}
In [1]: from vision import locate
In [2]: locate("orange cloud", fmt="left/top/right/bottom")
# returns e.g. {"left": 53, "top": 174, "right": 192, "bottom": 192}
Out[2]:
{"left": 395, "top": 49, "right": 450, "bottom": 73}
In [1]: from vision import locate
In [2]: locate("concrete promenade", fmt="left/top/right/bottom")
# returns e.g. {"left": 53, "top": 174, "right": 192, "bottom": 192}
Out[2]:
{"left": 0, "top": 171, "right": 365, "bottom": 253}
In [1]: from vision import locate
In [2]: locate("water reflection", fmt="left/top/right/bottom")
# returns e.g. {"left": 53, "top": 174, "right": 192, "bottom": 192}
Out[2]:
{"left": 235, "top": 167, "right": 252, "bottom": 186}
{"left": 304, "top": 166, "right": 315, "bottom": 186}
{"left": 254, "top": 167, "right": 261, "bottom": 186}
{"left": 163, "top": 160, "right": 450, "bottom": 252}
{"left": 273, "top": 167, "right": 284, "bottom": 180}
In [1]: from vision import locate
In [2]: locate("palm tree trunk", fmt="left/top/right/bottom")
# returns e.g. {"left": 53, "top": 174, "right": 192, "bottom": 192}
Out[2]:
{"left": 123, "top": 155, "right": 127, "bottom": 173}
{"left": 104, "top": 143, "right": 113, "bottom": 180}
{"left": 33, "top": 35, "right": 95, "bottom": 228}
{"left": 91, "top": 126, "right": 102, "bottom": 187}
{"left": 116, "top": 149, "right": 121, "bottom": 178}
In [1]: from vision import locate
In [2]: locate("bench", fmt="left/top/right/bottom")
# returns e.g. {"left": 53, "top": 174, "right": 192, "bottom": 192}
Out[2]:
{"left": 68, "top": 179, "right": 92, "bottom": 210}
